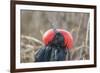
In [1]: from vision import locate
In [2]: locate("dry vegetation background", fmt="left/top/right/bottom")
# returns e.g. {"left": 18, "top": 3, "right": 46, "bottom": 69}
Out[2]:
{"left": 20, "top": 10, "right": 90, "bottom": 63}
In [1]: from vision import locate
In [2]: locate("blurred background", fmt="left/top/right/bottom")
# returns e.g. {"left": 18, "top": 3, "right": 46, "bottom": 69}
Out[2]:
{"left": 20, "top": 10, "right": 90, "bottom": 63}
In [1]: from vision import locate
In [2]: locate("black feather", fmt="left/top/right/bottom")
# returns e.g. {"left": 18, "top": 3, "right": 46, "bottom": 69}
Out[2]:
{"left": 35, "top": 31, "right": 67, "bottom": 62}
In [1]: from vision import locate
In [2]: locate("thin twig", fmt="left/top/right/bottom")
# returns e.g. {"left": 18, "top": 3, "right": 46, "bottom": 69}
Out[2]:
{"left": 70, "top": 27, "right": 78, "bottom": 34}
{"left": 85, "top": 17, "right": 90, "bottom": 47}
{"left": 21, "top": 35, "right": 44, "bottom": 45}
{"left": 40, "top": 30, "right": 44, "bottom": 36}
{"left": 74, "top": 14, "right": 84, "bottom": 44}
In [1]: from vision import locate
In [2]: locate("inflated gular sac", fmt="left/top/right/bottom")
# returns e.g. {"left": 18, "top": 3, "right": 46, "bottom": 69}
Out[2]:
{"left": 42, "top": 29, "right": 73, "bottom": 49}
